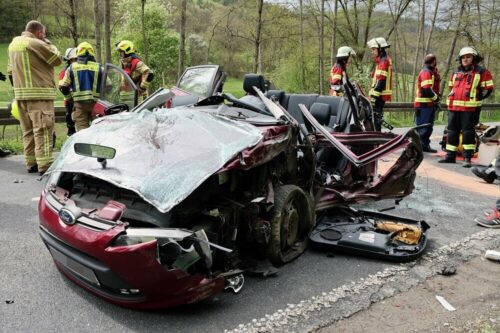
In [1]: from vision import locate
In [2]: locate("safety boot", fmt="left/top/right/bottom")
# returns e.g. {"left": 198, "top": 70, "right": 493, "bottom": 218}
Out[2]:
{"left": 462, "top": 157, "right": 472, "bottom": 168}
{"left": 471, "top": 165, "right": 496, "bottom": 183}
{"left": 438, "top": 154, "right": 456, "bottom": 164}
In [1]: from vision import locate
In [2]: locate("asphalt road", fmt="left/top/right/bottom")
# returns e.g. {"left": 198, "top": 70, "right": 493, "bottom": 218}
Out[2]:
{"left": 1, "top": 124, "right": 499, "bottom": 332}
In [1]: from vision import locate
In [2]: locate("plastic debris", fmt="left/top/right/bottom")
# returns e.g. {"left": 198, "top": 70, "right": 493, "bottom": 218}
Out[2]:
{"left": 484, "top": 250, "right": 500, "bottom": 262}
{"left": 435, "top": 295, "right": 456, "bottom": 311}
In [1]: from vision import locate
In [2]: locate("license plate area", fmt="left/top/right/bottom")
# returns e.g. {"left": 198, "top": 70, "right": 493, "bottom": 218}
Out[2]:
{"left": 49, "top": 247, "right": 101, "bottom": 286}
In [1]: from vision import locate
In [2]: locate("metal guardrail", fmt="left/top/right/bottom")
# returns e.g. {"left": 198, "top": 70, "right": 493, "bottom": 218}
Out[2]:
{"left": 0, "top": 103, "right": 499, "bottom": 126}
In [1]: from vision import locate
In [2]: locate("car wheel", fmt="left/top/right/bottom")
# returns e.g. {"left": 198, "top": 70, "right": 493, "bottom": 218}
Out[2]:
{"left": 267, "top": 185, "right": 314, "bottom": 265}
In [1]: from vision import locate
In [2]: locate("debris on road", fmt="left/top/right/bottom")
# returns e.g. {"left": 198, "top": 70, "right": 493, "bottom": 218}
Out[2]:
{"left": 484, "top": 250, "right": 500, "bottom": 262}
{"left": 435, "top": 295, "right": 456, "bottom": 311}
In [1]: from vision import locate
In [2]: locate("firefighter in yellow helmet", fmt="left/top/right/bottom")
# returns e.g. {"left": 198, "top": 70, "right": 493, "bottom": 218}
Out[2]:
{"left": 7, "top": 20, "right": 62, "bottom": 175}
{"left": 59, "top": 42, "right": 104, "bottom": 132}
{"left": 116, "top": 40, "right": 154, "bottom": 104}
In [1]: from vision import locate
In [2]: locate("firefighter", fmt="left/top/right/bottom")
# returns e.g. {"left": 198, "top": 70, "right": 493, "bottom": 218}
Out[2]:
{"left": 0, "top": 72, "right": 10, "bottom": 157}
{"left": 7, "top": 20, "right": 62, "bottom": 175}
{"left": 329, "top": 46, "right": 356, "bottom": 96}
{"left": 367, "top": 37, "right": 393, "bottom": 131}
{"left": 115, "top": 40, "right": 154, "bottom": 105}
{"left": 59, "top": 42, "right": 103, "bottom": 132}
{"left": 414, "top": 54, "right": 441, "bottom": 153}
{"left": 58, "top": 48, "right": 77, "bottom": 136}
{"left": 439, "top": 47, "right": 494, "bottom": 167}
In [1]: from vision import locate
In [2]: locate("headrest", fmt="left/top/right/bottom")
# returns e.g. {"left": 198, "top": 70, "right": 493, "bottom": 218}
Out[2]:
{"left": 310, "top": 103, "right": 331, "bottom": 126}
{"left": 243, "top": 74, "right": 266, "bottom": 95}
{"left": 265, "top": 90, "right": 285, "bottom": 104}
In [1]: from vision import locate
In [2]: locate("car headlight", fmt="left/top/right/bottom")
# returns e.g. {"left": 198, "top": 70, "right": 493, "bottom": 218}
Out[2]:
{"left": 109, "top": 228, "right": 219, "bottom": 271}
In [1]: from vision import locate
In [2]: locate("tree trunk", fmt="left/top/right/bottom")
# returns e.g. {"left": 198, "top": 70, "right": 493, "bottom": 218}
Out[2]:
{"left": 319, "top": 0, "right": 325, "bottom": 95}
{"left": 440, "top": 0, "right": 467, "bottom": 96}
{"left": 141, "top": 0, "right": 149, "bottom": 64}
{"left": 411, "top": 0, "right": 425, "bottom": 101}
{"left": 386, "top": 0, "right": 412, "bottom": 40}
{"left": 178, "top": 0, "right": 187, "bottom": 77}
{"left": 93, "top": 0, "right": 102, "bottom": 63}
{"left": 362, "top": 0, "right": 375, "bottom": 51}
{"left": 300, "top": 0, "right": 306, "bottom": 90}
{"left": 330, "top": 0, "right": 338, "bottom": 68}
{"left": 104, "top": 0, "right": 111, "bottom": 63}
{"left": 68, "top": 0, "right": 78, "bottom": 46}
{"left": 424, "top": 0, "right": 440, "bottom": 54}
{"left": 253, "top": 0, "right": 264, "bottom": 74}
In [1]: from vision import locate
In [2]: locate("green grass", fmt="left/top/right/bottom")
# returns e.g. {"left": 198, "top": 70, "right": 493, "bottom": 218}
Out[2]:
{"left": 223, "top": 77, "right": 245, "bottom": 98}
{"left": 0, "top": 123, "right": 69, "bottom": 154}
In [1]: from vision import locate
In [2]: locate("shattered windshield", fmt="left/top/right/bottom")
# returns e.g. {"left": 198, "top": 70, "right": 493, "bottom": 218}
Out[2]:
{"left": 177, "top": 67, "right": 217, "bottom": 97}
{"left": 47, "top": 108, "right": 263, "bottom": 213}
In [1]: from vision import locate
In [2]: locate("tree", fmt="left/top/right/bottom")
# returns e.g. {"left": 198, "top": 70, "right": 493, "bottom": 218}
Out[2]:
{"left": 93, "top": 0, "right": 102, "bottom": 63}
{"left": 440, "top": 0, "right": 467, "bottom": 96}
{"left": 141, "top": 0, "right": 149, "bottom": 64}
{"left": 104, "top": 0, "right": 111, "bottom": 63}
{"left": 178, "top": 0, "right": 187, "bottom": 77}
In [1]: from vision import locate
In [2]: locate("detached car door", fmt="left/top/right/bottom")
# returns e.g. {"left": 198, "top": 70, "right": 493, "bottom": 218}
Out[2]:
{"left": 92, "top": 64, "right": 139, "bottom": 119}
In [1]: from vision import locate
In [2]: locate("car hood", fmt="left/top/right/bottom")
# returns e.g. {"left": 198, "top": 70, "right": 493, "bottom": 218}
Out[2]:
{"left": 47, "top": 107, "right": 263, "bottom": 213}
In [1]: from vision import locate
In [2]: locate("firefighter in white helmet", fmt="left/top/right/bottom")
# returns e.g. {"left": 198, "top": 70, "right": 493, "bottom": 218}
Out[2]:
{"left": 439, "top": 46, "right": 494, "bottom": 167}
{"left": 367, "top": 37, "right": 392, "bottom": 131}
{"left": 329, "top": 46, "right": 356, "bottom": 96}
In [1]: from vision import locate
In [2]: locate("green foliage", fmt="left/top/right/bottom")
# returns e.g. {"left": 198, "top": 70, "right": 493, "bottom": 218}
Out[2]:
{"left": 117, "top": 0, "right": 179, "bottom": 89}
{"left": 0, "top": 0, "right": 33, "bottom": 43}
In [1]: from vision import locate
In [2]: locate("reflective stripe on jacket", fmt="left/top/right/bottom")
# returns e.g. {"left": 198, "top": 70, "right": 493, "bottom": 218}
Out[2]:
{"left": 414, "top": 65, "right": 440, "bottom": 108}
{"left": 369, "top": 55, "right": 392, "bottom": 101}
{"left": 447, "top": 65, "right": 494, "bottom": 112}
{"left": 7, "top": 31, "right": 62, "bottom": 100}
{"left": 60, "top": 61, "right": 102, "bottom": 102}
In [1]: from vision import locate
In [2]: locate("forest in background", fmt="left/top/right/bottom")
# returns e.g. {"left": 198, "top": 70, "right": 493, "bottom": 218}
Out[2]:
{"left": 0, "top": 0, "right": 499, "bottom": 102}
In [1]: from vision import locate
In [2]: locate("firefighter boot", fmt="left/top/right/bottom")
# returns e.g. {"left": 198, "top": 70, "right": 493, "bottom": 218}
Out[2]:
{"left": 471, "top": 165, "right": 496, "bottom": 183}
{"left": 462, "top": 157, "right": 472, "bottom": 168}
{"left": 438, "top": 152, "right": 456, "bottom": 164}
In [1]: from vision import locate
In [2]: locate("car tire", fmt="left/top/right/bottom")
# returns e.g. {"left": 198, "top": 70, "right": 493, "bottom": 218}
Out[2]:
{"left": 267, "top": 185, "right": 314, "bottom": 265}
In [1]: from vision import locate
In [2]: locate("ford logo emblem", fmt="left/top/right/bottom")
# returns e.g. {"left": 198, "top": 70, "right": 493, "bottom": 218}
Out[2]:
{"left": 59, "top": 208, "right": 76, "bottom": 225}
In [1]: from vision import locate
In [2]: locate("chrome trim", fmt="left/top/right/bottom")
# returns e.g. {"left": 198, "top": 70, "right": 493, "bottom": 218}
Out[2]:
{"left": 45, "top": 191, "right": 117, "bottom": 231}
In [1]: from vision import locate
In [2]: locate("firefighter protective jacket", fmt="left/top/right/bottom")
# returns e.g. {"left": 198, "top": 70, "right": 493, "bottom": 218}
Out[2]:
{"left": 414, "top": 65, "right": 441, "bottom": 108}
{"left": 59, "top": 59, "right": 103, "bottom": 102}
{"left": 369, "top": 54, "right": 393, "bottom": 101}
{"left": 8, "top": 31, "right": 62, "bottom": 100}
{"left": 122, "top": 57, "right": 153, "bottom": 91}
{"left": 447, "top": 65, "right": 494, "bottom": 112}
{"left": 329, "top": 63, "right": 344, "bottom": 96}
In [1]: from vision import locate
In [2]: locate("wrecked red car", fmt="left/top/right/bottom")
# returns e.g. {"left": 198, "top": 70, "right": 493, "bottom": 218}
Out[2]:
{"left": 38, "top": 70, "right": 426, "bottom": 309}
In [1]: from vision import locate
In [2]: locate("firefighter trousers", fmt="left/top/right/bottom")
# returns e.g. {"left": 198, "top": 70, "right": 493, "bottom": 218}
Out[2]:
{"left": 415, "top": 106, "right": 436, "bottom": 149}
{"left": 17, "top": 100, "right": 55, "bottom": 172}
{"left": 373, "top": 98, "right": 386, "bottom": 132}
{"left": 72, "top": 101, "right": 95, "bottom": 132}
{"left": 446, "top": 111, "right": 476, "bottom": 158}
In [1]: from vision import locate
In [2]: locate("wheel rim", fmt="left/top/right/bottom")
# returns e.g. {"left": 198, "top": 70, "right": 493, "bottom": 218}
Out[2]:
{"left": 281, "top": 198, "right": 300, "bottom": 250}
